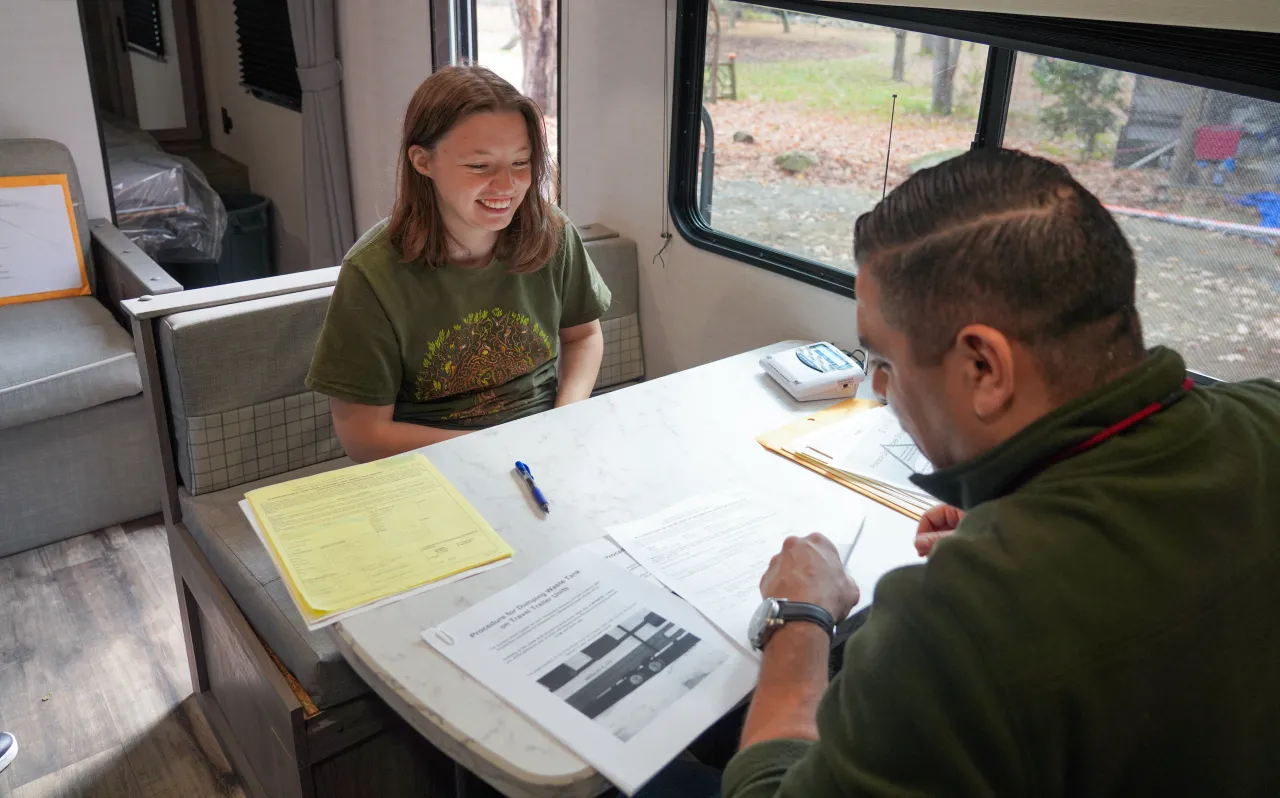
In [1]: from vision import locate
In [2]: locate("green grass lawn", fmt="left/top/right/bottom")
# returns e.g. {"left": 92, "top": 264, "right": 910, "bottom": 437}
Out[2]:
{"left": 736, "top": 57, "right": 935, "bottom": 117}
{"left": 730, "top": 37, "right": 991, "bottom": 124}
{"left": 716, "top": 20, "right": 992, "bottom": 119}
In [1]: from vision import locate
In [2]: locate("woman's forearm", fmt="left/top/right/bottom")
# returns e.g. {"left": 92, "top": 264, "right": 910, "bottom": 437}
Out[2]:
{"left": 556, "top": 325, "right": 605, "bottom": 407}
{"left": 340, "top": 419, "right": 469, "bottom": 463}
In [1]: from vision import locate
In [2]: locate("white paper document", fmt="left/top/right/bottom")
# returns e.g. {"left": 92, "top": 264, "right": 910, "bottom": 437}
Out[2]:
{"left": 0, "top": 182, "right": 86, "bottom": 300}
{"left": 422, "top": 545, "right": 757, "bottom": 796}
{"left": 582, "top": 536, "right": 657, "bottom": 583}
{"left": 609, "top": 492, "right": 860, "bottom": 655}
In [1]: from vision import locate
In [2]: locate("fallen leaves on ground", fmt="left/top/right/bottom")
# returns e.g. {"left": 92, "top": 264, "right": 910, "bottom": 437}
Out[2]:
{"left": 705, "top": 99, "right": 1266, "bottom": 225}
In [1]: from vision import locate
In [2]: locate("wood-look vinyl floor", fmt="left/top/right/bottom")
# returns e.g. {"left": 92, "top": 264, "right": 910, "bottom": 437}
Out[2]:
{"left": 0, "top": 519, "right": 245, "bottom": 798}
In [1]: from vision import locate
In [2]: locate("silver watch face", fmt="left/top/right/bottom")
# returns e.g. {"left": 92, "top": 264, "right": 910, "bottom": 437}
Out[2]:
{"left": 748, "top": 598, "right": 781, "bottom": 649}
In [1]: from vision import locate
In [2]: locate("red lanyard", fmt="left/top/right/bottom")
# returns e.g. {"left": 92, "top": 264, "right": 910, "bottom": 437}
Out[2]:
{"left": 1046, "top": 378, "right": 1194, "bottom": 468}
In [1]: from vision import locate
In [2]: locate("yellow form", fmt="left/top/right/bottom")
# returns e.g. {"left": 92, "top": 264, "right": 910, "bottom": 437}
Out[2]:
{"left": 246, "top": 453, "right": 513, "bottom": 614}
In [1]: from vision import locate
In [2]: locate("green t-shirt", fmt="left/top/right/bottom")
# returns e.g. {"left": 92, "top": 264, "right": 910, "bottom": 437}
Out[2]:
{"left": 305, "top": 215, "right": 611, "bottom": 429}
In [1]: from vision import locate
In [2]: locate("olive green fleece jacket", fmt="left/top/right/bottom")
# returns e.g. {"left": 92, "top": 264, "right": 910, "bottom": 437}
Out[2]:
{"left": 725, "top": 347, "right": 1280, "bottom": 797}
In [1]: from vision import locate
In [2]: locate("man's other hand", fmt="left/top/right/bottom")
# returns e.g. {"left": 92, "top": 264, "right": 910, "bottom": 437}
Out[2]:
{"left": 760, "top": 533, "right": 860, "bottom": 620}
{"left": 915, "top": 504, "right": 966, "bottom": 557}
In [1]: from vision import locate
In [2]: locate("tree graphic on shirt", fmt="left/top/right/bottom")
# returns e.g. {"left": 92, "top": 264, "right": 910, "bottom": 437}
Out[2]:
{"left": 414, "top": 307, "right": 554, "bottom": 419}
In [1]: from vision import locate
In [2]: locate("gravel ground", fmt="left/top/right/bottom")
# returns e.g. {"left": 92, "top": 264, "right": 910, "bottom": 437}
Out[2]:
{"left": 710, "top": 179, "right": 1280, "bottom": 381}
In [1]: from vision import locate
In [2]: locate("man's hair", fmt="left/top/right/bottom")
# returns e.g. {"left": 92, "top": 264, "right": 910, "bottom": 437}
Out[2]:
{"left": 853, "top": 149, "right": 1144, "bottom": 393}
{"left": 388, "top": 65, "right": 562, "bottom": 273}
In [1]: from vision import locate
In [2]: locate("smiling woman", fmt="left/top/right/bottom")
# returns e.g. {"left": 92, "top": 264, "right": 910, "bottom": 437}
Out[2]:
{"left": 305, "top": 65, "right": 612, "bottom": 463}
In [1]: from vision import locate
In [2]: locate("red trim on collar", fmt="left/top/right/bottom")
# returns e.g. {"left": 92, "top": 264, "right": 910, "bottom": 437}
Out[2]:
{"left": 1047, "top": 378, "right": 1195, "bottom": 467}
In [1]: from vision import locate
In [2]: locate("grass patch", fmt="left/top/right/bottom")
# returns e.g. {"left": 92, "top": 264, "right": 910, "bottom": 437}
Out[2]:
{"left": 736, "top": 57, "right": 933, "bottom": 117}
{"left": 1004, "top": 110, "right": 1122, "bottom": 163}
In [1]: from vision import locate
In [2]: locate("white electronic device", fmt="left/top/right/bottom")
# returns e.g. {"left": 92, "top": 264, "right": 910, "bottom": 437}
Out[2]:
{"left": 760, "top": 342, "right": 866, "bottom": 402}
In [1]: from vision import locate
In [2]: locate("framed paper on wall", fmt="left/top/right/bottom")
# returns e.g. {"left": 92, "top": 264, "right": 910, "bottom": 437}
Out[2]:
{"left": 0, "top": 174, "right": 91, "bottom": 306}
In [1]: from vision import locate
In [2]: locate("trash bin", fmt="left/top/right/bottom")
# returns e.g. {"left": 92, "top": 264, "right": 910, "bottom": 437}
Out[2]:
{"left": 158, "top": 193, "right": 274, "bottom": 289}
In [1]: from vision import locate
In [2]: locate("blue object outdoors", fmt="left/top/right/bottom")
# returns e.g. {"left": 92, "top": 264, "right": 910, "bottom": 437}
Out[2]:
{"left": 1236, "top": 192, "right": 1280, "bottom": 229}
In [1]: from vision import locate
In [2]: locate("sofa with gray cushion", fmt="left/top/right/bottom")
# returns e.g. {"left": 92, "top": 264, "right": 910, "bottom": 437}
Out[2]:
{"left": 0, "top": 139, "right": 182, "bottom": 555}
{"left": 122, "top": 224, "right": 643, "bottom": 797}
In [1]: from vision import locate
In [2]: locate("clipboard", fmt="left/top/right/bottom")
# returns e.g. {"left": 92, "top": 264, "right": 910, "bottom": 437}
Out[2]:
{"left": 757, "top": 399, "right": 929, "bottom": 521}
{"left": 0, "top": 174, "right": 91, "bottom": 306}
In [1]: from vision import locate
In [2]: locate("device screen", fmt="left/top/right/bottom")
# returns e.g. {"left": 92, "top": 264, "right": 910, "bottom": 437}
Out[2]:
{"left": 795, "top": 343, "right": 854, "bottom": 373}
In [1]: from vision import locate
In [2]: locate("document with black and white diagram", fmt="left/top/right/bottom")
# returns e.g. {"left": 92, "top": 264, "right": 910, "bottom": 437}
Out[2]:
{"left": 421, "top": 544, "right": 757, "bottom": 795}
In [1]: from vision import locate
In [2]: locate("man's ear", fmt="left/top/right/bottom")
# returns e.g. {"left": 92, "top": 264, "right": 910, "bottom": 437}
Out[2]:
{"left": 409, "top": 145, "right": 432, "bottom": 178}
{"left": 955, "top": 324, "right": 1015, "bottom": 420}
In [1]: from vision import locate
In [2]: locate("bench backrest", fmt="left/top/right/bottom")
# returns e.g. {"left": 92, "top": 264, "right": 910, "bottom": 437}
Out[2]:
{"left": 581, "top": 231, "right": 643, "bottom": 389}
{"left": 158, "top": 287, "right": 341, "bottom": 496}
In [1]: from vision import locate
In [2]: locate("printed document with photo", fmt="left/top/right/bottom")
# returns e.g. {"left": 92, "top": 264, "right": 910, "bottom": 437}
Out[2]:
{"left": 422, "top": 544, "right": 757, "bottom": 795}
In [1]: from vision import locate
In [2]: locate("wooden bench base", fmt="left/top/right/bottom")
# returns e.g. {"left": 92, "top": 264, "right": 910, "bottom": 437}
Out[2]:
{"left": 167, "top": 521, "right": 463, "bottom": 797}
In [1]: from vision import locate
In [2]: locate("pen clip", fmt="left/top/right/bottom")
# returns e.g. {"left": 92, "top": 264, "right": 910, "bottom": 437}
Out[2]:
{"left": 515, "top": 461, "right": 531, "bottom": 477}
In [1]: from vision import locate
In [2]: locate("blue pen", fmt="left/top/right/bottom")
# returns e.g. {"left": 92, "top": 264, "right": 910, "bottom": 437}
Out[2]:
{"left": 515, "top": 461, "right": 550, "bottom": 514}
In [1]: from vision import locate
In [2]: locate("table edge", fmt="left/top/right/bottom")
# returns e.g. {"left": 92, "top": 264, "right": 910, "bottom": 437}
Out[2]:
{"left": 332, "top": 626, "right": 610, "bottom": 796}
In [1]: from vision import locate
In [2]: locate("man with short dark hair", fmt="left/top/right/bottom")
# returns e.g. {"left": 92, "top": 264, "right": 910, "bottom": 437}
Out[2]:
{"left": 725, "top": 149, "right": 1280, "bottom": 797}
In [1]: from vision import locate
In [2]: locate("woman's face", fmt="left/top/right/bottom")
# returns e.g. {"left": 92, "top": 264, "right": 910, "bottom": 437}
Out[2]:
{"left": 412, "top": 110, "right": 533, "bottom": 240}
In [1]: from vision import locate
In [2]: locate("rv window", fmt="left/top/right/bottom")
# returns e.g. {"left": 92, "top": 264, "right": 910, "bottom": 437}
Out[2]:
{"left": 232, "top": 0, "right": 302, "bottom": 112}
{"left": 475, "top": 1, "right": 561, "bottom": 178}
{"left": 1005, "top": 55, "right": 1280, "bottom": 381}
{"left": 670, "top": 2, "right": 1280, "bottom": 381}
{"left": 671, "top": 1, "right": 988, "bottom": 293}
{"left": 124, "top": 0, "right": 165, "bottom": 60}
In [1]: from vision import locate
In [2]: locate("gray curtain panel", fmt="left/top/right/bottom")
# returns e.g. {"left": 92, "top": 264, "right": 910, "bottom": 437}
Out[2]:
{"left": 287, "top": 0, "right": 356, "bottom": 269}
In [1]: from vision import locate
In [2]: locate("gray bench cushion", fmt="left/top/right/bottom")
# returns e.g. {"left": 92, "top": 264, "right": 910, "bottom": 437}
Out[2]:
{"left": 179, "top": 458, "right": 370, "bottom": 709}
{"left": 586, "top": 237, "right": 644, "bottom": 389}
{"left": 589, "top": 236, "right": 638, "bottom": 320}
{"left": 0, "top": 297, "right": 141, "bottom": 430}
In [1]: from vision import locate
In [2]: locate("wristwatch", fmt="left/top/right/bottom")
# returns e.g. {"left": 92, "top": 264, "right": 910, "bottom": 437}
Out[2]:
{"left": 748, "top": 598, "right": 836, "bottom": 651}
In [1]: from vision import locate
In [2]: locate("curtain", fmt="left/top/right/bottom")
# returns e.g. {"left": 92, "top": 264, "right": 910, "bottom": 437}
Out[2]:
{"left": 287, "top": 0, "right": 355, "bottom": 269}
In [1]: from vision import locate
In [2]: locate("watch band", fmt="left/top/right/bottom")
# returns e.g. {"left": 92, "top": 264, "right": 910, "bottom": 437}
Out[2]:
{"left": 776, "top": 600, "right": 836, "bottom": 639}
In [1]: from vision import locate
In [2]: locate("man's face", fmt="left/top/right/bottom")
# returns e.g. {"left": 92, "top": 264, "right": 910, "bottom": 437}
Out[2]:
{"left": 856, "top": 270, "right": 975, "bottom": 470}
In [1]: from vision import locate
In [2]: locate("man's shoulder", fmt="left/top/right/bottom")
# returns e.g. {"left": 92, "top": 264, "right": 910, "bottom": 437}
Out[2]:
{"left": 875, "top": 497, "right": 1128, "bottom": 679}
{"left": 1204, "top": 376, "right": 1280, "bottom": 421}
{"left": 917, "top": 468, "right": 1275, "bottom": 681}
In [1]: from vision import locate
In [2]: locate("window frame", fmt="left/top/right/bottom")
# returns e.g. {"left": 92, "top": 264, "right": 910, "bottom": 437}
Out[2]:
{"left": 431, "top": 0, "right": 479, "bottom": 71}
{"left": 433, "top": 0, "right": 565, "bottom": 201}
{"left": 232, "top": 0, "right": 302, "bottom": 112}
{"left": 123, "top": 0, "right": 165, "bottom": 60}
{"left": 669, "top": 0, "right": 1280, "bottom": 299}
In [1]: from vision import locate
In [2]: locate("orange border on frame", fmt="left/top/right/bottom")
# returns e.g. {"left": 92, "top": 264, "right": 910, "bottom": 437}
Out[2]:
{"left": 0, "top": 173, "right": 91, "bottom": 306}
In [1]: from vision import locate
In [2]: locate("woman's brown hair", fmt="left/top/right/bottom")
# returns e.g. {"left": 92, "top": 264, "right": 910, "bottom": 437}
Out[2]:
{"left": 388, "top": 65, "right": 562, "bottom": 273}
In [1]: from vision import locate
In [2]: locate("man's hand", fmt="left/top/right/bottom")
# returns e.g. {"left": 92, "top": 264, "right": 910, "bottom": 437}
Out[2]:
{"left": 760, "top": 533, "right": 860, "bottom": 620}
{"left": 915, "top": 504, "right": 966, "bottom": 557}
